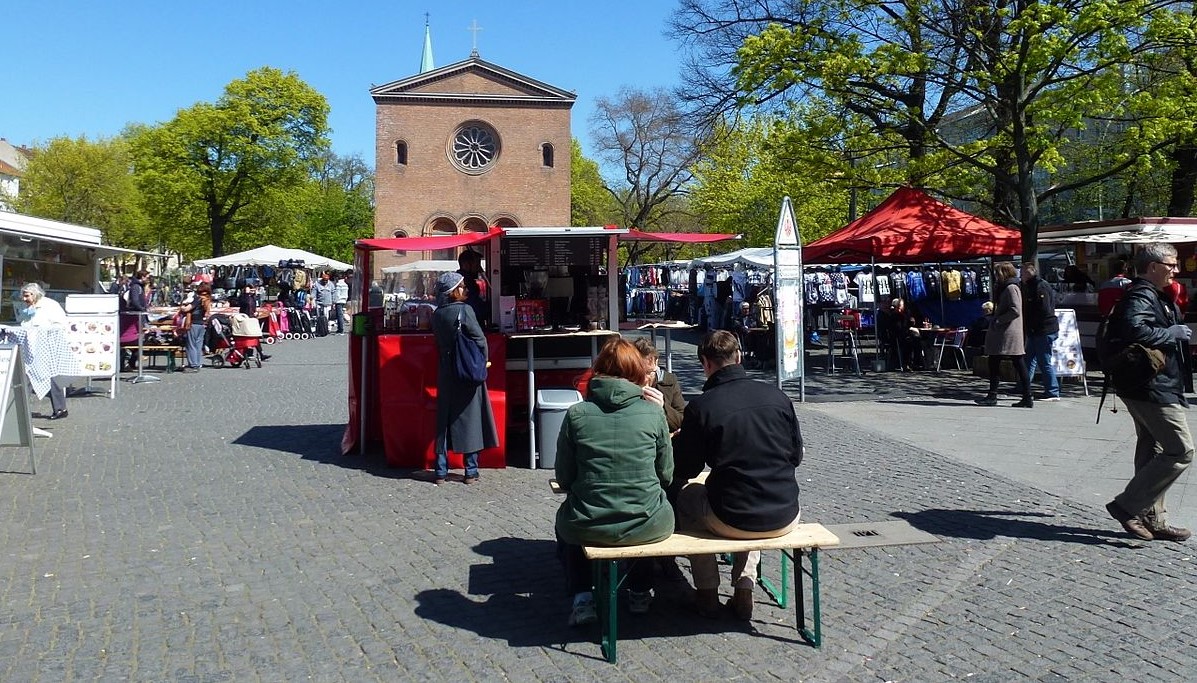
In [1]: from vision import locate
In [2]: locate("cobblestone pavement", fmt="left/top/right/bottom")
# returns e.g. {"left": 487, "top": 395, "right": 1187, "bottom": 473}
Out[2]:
{"left": 1, "top": 333, "right": 1195, "bottom": 681}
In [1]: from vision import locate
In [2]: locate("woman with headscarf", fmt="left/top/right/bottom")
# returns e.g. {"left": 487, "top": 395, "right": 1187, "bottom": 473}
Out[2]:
{"left": 430, "top": 271, "right": 498, "bottom": 485}
{"left": 976, "top": 261, "right": 1034, "bottom": 408}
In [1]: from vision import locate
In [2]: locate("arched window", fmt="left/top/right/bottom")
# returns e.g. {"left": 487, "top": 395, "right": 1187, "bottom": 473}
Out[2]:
{"left": 541, "top": 143, "right": 554, "bottom": 168}
{"left": 392, "top": 229, "right": 408, "bottom": 256}
{"left": 395, "top": 140, "right": 408, "bottom": 166}
{"left": 428, "top": 218, "right": 457, "bottom": 260}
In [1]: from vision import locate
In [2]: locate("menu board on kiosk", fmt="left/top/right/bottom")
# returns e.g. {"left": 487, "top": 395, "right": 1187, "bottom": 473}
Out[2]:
{"left": 501, "top": 237, "right": 605, "bottom": 268}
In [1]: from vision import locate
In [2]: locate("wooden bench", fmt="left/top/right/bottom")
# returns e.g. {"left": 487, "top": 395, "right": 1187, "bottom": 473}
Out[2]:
{"left": 583, "top": 524, "right": 839, "bottom": 663}
{"left": 122, "top": 344, "right": 185, "bottom": 373}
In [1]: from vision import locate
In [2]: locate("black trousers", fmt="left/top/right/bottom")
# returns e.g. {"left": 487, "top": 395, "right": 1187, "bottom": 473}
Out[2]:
{"left": 558, "top": 537, "right": 653, "bottom": 596}
{"left": 987, "top": 354, "right": 1031, "bottom": 398}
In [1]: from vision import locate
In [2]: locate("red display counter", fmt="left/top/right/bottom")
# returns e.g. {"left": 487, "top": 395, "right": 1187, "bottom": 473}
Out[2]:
{"left": 344, "top": 331, "right": 507, "bottom": 469}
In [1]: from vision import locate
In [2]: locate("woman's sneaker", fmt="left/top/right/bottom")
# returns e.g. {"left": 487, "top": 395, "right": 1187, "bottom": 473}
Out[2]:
{"left": 627, "top": 590, "right": 653, "bottom": 615}
{"left": 569, "top": 592, "right": 597, "bottom": 626}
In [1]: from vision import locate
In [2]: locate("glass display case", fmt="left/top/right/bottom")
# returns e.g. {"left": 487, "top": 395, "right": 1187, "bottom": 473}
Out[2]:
{"left": 0, "top": 238, "right": 96, "bottom": 321}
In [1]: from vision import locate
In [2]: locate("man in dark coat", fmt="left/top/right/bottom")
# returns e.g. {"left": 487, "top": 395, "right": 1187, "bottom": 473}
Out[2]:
{"left": 1020, "top": 263, "right": 1060, "bottom": 400}
{"left": 1104, "top": 243, "right": 1194, "bottom": 542}
{"left": 672, "top": 330, "right": 803, "bottom": 620}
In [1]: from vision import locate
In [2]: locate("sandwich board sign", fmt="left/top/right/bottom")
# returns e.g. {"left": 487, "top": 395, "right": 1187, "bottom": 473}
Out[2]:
{"left": 0, "top": 344, "right": 35, "bottom": 474}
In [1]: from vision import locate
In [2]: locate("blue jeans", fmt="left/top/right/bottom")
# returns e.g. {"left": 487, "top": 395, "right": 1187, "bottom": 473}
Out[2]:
{"left": 1025, "top": 333, "right": 1059, "bottom": 397}
{"left": 435, "top": 450, "right": 479, "bottom": 479}
{"left": 333, "top": 303, "right": 346, "bottom": 333}
{"left": 185, "top": 323, "right": 207, "bottom": 368}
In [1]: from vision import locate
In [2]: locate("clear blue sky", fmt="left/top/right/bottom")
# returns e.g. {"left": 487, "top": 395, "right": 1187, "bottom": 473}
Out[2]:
{"left": 4, "top": 1, "right": 684, "bottom": 165}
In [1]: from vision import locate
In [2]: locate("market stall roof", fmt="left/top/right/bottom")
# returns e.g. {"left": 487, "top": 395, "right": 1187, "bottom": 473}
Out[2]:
{"left": 804, "top": 186, "right": 1022, "bottom": 264}
{"left": 194, "top": 245, "right": 352, "bottom": 271}
{"left": 381, "top": 259, "right": 482, "bottom": 274}
{"left": 0, "top": 210, "right": 165, "bottom": 258}
{"left": 355, "top": 226, "right": 737, "bottom": 252}
{"left": 356, "top": 227, "right": 502, "bottom": 251}
{"left": 691, "top": 247, "right": 776, "bottom": 269}
{"left": 1037, "top": 217, "right": 1197, "bottom": 244}
{"left": 620, "top": 228, "right": 741, "bottom": 243}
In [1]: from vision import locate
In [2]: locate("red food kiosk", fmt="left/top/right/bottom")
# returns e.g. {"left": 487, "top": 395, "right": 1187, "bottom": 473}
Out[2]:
{"left": 342, "top": 226, "right": 736, "bottom": 470}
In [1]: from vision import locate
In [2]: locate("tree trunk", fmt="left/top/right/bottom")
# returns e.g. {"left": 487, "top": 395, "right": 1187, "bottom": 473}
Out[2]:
{"left": 1167, "top": 143, "right": 1197, "bottom": 217}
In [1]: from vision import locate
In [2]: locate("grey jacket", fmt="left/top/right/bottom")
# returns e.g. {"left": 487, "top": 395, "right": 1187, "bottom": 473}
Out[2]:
{"left": 985, "top": 280, "right": 1025, "bottom": 356}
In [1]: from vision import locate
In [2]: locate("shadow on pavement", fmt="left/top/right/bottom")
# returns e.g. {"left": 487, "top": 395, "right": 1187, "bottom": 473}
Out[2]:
{"left": 414, "top": 536, "right": 784, "bottom": 655}
{"left": 893, "top": 509, "right": 1144, "bottom": 548}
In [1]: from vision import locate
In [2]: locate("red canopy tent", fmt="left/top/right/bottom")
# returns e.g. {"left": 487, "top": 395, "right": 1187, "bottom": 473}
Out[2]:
{"left": 804, "top": 187, "right": 1022, "bottom": 264}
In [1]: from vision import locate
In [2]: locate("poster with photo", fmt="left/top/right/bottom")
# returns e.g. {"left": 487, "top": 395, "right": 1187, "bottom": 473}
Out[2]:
{"left": 65, "top": 314, "right": 119, "bottom": 377}
{"left": 1052, "top": 308, "right": 1086, "bottom": 378}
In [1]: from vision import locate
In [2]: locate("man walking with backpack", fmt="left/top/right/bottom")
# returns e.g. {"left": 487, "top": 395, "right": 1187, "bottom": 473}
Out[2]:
{"left": 1020, "top": 263, "right": 1060, "bottom": 401}
{"left": 1104, "top": 244, "right": 1194, "bottom": 542}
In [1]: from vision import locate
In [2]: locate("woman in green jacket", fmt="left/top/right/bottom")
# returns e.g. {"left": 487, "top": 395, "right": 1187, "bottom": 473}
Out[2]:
{"left": 555, "top": 338, "right": 675, "bottom": 626}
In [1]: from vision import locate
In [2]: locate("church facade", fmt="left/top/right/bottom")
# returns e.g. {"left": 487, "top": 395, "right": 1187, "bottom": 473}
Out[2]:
{"left": 370, "top": 55, "right": 575, "bottom": 264}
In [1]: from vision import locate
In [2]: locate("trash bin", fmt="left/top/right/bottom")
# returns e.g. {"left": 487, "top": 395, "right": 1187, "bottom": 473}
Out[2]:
{"left": 536, "top": 389, "right": 583, "bottom": 469}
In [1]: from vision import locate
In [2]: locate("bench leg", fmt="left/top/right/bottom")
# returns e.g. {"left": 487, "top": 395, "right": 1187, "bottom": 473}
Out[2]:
{"left": 758, "top": 549, "right": 790, "bottom": 609}
{"left": 594, "top": 559, "right": 620, "bottom": 664}
{"left": 793, "top": 548, "right": 822, "bottom": 648}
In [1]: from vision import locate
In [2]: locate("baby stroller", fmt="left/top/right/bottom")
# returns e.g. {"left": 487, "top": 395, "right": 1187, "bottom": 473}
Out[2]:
{"left": 206, "top": 313, "right": 263, "bottom": 368}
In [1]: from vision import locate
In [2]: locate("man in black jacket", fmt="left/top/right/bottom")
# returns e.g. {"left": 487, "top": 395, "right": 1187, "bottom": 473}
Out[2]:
{"left": 1020, "top": 263, "right": 1060, "bottom": 400}
{"left": 673, "top": 330, "right": 803, "bottom": 620}
{"left": 1105, "top": 243, "right": 1194, "bottom": 542}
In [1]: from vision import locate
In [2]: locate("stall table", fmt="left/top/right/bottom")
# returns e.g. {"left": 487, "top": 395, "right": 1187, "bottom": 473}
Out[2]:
{"left": 619, "top": 320, "right": 694, "bottom": 372}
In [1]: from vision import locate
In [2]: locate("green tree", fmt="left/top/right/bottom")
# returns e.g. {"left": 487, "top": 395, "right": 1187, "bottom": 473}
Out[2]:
{"left": 293, "top": 151, "right": 374, "bottom": 264}
{"left": 14, "top": 135, "right": 152, "bottom": 247}
{"left": 570, "top": 139, "right": 616, "bottom": 226}
{"left": 671, "top": 0, "right": 1197, "bottom": 260}
{"left": 131, "top": 67, "right": 330, "bottom": 258}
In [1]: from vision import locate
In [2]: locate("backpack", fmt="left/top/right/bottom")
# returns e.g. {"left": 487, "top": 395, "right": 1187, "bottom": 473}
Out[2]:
{"left": 1095, "top": 299, "right": 1166, "bottom": 423}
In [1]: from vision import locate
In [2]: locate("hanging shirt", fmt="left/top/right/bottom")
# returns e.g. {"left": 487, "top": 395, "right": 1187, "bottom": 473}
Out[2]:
{"left": 854, "top": 271, "right": 875, "bottom": 303}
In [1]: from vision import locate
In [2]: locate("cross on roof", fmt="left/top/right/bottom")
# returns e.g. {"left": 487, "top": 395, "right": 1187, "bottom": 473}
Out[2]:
{"left": 467, "top": 19, "right": 482, "bottom": 57}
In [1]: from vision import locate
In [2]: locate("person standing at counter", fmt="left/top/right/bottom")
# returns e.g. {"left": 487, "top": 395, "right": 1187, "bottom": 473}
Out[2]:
{"left": 333, "top": 274, "right": 349, "bottom": 334}
{"left": 431, "top": 272, "right": 498, "bottom": 485}
{"left": 1020, "top": 263, "right": 1060, "bottom": 401}
{"left": 178, "top": 283, "right": 211, "bottom": 372}
{"left": 457, "top": 249, "right": 489, "bottom": 327}
{"left": 17, "top": 283, "right": 71, "bottom": 420}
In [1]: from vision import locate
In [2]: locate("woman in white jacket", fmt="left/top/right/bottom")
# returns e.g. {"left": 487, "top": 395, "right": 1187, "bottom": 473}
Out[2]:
{"left": 18, "top": 283, "right": 70, "bottom": 419}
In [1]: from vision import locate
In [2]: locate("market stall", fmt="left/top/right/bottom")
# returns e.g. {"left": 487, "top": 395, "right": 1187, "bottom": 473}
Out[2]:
{"left": 343, "top": 226, "right": 736, "bottom": 470}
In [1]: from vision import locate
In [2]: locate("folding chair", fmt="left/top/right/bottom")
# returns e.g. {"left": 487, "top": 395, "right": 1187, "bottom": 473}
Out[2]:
{"left": 933, "top": 327, "right": 969, "bottom": 372}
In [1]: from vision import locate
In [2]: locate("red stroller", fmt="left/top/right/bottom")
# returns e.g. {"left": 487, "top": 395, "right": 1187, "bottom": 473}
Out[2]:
{"left": 207, "top": 313, "right": 263, "bottom": 368}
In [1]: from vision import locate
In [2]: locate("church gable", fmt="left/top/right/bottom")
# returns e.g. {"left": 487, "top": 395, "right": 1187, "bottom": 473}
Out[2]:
{"left": 371, "top": 57, "right": 576, "bottom": 105}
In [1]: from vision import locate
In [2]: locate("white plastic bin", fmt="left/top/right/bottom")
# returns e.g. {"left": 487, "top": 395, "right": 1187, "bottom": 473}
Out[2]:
{"left": 536, "top": 389, "right": 583, "bottom": 469}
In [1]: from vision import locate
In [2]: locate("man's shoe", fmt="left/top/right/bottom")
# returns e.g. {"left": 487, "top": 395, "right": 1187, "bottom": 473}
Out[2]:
{"left": 1035, "top": 392, "right": 1061, "bottom": 402}
{"left": 1147, "top": 524, "right": 1192, "bottom": 542}
{"left": 728, "top": 576, "right": 754, "bottom": 621}
{"left": 694, "top": 588, "right": 722, "bottom": 619}
{"left": 433, "top": 477, "right": 447, "bottom": 486}
{"left": 1012, "top": 397, "right": 1034, "bottom": 408}
{"left": 627, "top": 589, "right": 652, "bottom": 615}
{"left": 47, "top": 410, "right": 68, "bottom": 420}
{"left": 974, "top": 395, "right": 998, "bottom": 406}
{"left": 463, "top": 476, "right": 478, "bottom": 485}
{"left": 656, "top": 556, "right": 688, "bottom": 583}
{"left": 569, "top": 593, "right": 597, "bottom": 626}
{"left": 1106, "top": 501, "right": 1154, "bottom": 540}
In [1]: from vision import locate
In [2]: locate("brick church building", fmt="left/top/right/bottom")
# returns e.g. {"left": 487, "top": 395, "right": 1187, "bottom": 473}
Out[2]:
{"left": 370, "top": 29, "right": 575, "bottom": 266}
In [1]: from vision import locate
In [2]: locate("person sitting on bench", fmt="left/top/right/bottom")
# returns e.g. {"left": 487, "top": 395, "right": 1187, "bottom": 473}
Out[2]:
{"left": 554, "top": 338, "right": 675, "bottom": 627}
{"left": 672, "top": 330, "right": 804, "bottom": 620}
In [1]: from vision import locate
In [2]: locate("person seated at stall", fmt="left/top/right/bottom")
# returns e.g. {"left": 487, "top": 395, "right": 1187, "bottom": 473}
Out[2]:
{"left": 732, "top": 301, "right": 763, "bottom": 367}
{"left": 1062, "top": 264, "right": 1097, "bottom": 293}
{"left": 555, "top": 338, "right": 674, "bottom": 626}
{"left": 878, "top": 298, "right": 925, "bottom": 371}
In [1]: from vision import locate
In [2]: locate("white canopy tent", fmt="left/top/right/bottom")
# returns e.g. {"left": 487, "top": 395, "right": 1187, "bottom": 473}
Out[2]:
{"left": 194, "top": 245, "right": 352, "bottom": 271}
{"left": 690, "top": 247, "right": 776, "bottom": 269}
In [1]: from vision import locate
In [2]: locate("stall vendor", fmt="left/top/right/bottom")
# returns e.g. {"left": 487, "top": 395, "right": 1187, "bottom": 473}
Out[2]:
{"left": 457, "top": 249, "right": 490, "bottom": 327}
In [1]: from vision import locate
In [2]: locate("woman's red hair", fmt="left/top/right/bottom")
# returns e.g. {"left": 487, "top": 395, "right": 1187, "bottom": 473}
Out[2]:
{"left": 592, "top": 338, "right": 648, "bottom": 386}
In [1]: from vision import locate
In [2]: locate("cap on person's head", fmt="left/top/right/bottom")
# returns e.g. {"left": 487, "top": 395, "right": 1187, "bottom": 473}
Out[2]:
{"left": 437, "top": 272, "right": 465, "bottom": 295}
